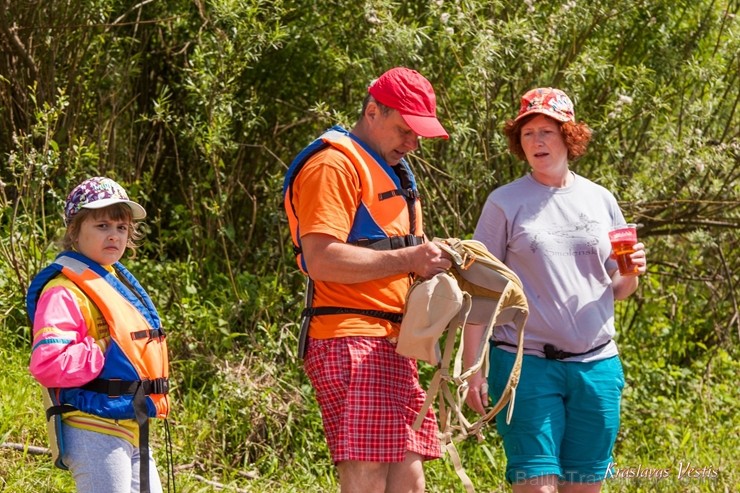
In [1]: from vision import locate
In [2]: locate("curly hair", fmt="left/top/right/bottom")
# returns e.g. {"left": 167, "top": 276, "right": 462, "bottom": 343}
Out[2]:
{"left": 503, "top": 115, "right": 592, "bottom": 162}
{"left": 62, "top": 203, "right": 144, "bottom": 255}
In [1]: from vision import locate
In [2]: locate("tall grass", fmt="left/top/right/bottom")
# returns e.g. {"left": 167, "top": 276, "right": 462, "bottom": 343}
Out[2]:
{"left": 3, "top": 317, "right": 738, "bottom": 492}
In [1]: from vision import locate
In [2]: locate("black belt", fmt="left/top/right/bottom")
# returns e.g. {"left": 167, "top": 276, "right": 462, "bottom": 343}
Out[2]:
{"left": 493, "top": 340, "right": 612, "bottom": 360}
{"left": 82, "top": 377, "right": 170, "bottom": 397}
{"left": 302, "top": 306, "right": 403, "bottom": 324}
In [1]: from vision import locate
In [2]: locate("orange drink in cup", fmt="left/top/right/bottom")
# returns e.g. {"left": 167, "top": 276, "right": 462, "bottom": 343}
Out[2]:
{"left": 608, "top": 224, "right": 639, "bottom": 276}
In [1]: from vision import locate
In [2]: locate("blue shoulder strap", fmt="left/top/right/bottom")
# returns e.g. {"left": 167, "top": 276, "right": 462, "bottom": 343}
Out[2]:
{"left": 282, "top": 125, "right": 347, "bottom": 195}
{"left": 26, "top": 260, "right": 65, "bottom": 322}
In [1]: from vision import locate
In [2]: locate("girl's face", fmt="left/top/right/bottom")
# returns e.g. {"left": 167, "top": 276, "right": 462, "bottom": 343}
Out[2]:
{"left": 74, "top": 212, "right": 130, "bottom": 265}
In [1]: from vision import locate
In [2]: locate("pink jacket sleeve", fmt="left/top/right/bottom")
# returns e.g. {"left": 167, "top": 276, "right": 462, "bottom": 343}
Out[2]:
{"left": 29, "top": 285, "right": 106, "bottom": 388}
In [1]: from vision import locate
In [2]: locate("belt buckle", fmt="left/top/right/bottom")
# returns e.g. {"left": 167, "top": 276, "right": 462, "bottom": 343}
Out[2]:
{"left": 108, "top": 379, "right": 123, "bottom": 398}
{"left": 544, "top": 344, "right": 564, "bottom": 360}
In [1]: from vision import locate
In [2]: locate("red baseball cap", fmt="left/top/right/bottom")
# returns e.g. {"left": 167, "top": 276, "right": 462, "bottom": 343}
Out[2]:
{"left": 368, "top": 67, "right": 449, "bottom": 139}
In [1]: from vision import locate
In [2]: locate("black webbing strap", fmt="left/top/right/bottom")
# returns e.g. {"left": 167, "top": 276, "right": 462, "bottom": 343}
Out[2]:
{"left": 353, "top": 235, "right": 424, "bottom": 250}
{"left": 302, "top": 306, "right": 403, "bottom": 324}
{"left": 45, "top": 404, "right": 78, "bottom": 420}
{"left": 130, "top": 328, "right": 166, "bottom": 341}
{"left": 378, "top": 188, "right": 420, "bottom": 201}
{"left": 293, "top": 232, "right": 423, "bottom": 257}
{"left": 81, "top": 378, "right": 169, "bottom": 397}
{"left": 390, "top": 163, "right": 418, "bottom": 236}
{"left": 133, "top": 383, "right": 151, "bottom": 493}
{"left": 492, "top": 339, "right": 612, "bottom": 360}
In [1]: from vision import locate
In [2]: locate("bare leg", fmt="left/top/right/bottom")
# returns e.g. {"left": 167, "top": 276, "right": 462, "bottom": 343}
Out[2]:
{"left": 558, "top": 482, "right": 602, "bottom": 493}
{"left": 336, "top": 452, "right": 426, "bottom": 493}
{"left": 386, "top": 452, "right": 425, "bottom": 493}
{"left": 512, "top": 474, "right": 558, "bottom": 493}
{"left": 337, "top": 460, "right": 389, "bottom": 493}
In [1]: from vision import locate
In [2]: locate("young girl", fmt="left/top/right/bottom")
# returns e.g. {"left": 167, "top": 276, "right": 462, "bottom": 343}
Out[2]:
{"left": 26, "top": 177, "right": 170, "bottom": 493}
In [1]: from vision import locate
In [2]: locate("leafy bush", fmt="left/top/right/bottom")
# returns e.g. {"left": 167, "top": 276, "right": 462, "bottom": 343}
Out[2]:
{"left": 1, "top": 0, "right": 738, "bottom": 491}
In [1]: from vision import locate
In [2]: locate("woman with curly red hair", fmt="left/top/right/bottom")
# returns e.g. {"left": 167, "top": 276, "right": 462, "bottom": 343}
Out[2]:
{"left": 465, "top": 88, "right": 647, "bottom": 493}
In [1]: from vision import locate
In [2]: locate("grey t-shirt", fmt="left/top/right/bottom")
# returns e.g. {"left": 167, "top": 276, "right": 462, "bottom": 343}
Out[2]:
{"left": 473, "top": 172, "right": 625, "bottom": 362}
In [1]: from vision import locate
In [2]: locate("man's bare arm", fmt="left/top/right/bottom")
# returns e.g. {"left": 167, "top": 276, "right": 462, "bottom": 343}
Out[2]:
{"left": 301, "top": 233, "right": 451, "bottom": 284}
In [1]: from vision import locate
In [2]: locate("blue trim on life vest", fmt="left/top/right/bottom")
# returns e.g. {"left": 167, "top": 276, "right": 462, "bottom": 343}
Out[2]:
{"left": 347, "top": 203, "right": 385, "bottom": 244}
{"left": 58, "top": 385, "right": 156, "bottom": 420}
{"left": 282, "top": 125, "right": 343, "bottom": 194}
{"left": 98, "top": 343, "right": 140, "bottom": 382}
{"left": 27, "top": 262, "right": 63, "bottom": 322}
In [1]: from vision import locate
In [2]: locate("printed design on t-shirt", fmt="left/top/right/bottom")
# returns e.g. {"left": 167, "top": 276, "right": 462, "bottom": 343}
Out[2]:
{"left": 529, "top": 213, "right": 600, "bottom": 257}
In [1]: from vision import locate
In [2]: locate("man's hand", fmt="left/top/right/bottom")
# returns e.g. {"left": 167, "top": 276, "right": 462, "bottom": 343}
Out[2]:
{"left": 408, "top": 242, "right": 452, "bottom": 279}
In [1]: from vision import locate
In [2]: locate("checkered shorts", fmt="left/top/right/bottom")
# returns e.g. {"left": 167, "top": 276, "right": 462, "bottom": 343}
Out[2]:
{"left": 304, "top": 336, "right": 442, "bottom": 463}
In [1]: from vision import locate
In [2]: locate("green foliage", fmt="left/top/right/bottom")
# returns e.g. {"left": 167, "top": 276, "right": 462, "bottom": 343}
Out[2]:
{"left": 1, "top": 0, "right": 738, "bottom": 491}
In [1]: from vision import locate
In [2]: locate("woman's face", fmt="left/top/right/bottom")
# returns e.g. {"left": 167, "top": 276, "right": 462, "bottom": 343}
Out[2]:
{"left": 520, "top": 114, "right": 569, "bottom": 176}
{"left": 74, "top": 211, "right": 129, "bottom": 265}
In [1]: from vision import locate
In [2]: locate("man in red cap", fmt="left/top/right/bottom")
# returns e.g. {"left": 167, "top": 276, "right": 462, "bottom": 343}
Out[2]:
{"left": 283, "top": 67, "right": 451, "bottom": 492}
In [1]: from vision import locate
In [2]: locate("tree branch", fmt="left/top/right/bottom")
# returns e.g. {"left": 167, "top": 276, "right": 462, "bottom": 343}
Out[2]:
{"left": 0, "top": 442, "right": 50, "bottom": 455}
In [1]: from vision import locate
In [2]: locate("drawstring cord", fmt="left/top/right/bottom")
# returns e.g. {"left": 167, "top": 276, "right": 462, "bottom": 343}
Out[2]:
{"left": 164, "top": 418, "right": 176, "bottom": 493}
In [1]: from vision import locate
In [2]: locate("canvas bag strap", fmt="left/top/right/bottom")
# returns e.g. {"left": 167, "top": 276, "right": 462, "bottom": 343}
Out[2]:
{"left": 412, "top": 293, "right": 477, "bottom": 492}
{"left": 443, "top": 440, "right": 476, "bottom": 493}
{"left": 412, "top": 292, "right": 472, "bottom": 431}
{"left": 464, "top": 304, "right": 526, "bottom": 439}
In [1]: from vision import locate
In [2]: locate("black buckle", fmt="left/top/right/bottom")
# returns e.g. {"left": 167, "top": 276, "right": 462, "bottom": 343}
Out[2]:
{"left": 405, "top": 234, "right": 422, "bottom": 247}
{"left": 107, "top": 379, "right": 124, "bottom": 398}
{"left": 148, "top": 378, "right": 169, "bottom": 395}
{"left": 544, "top": 344, "right": 570, "bottom": 360}
{"left": 131, "top": 330, "right": 149, "bottom": 340}
{"left": 131, "top": 329, "right": 166, "bottom": 341}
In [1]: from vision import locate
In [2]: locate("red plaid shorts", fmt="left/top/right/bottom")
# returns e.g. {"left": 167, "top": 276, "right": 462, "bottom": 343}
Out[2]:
{"left": 304, "top": 336, "right": 442, "bottom": 463}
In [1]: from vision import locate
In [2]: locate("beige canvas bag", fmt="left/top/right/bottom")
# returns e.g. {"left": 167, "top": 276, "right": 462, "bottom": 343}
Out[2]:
{"left": 397, "top": 238, "right": 529, "bottom": 492}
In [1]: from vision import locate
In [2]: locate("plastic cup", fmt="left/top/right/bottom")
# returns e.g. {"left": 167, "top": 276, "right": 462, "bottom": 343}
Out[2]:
{"left": 608, "top": 223, "right": 639, "bottom": 276}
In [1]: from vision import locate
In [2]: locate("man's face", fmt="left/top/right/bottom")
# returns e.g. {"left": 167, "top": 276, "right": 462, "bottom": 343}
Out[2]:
{"left": 365, "top": 102, "right": 419, "bottom": 165}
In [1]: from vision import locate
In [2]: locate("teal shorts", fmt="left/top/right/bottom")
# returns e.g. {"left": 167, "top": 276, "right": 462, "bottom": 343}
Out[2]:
{"left": 489, "top": 346, "right": 625, "bottom": 484}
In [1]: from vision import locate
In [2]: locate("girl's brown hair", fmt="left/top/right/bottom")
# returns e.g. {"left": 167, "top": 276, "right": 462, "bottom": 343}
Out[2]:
{"left": 503, "top": 115, "right": 593, "bottom": 162}
{"left": 62, "top": 204, "right": 144, "bottom": 255}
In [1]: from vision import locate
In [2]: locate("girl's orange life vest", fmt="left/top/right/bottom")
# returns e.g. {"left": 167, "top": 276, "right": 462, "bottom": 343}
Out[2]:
{"left": 27, "top": 251, "right": 169, "bottom": 475}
